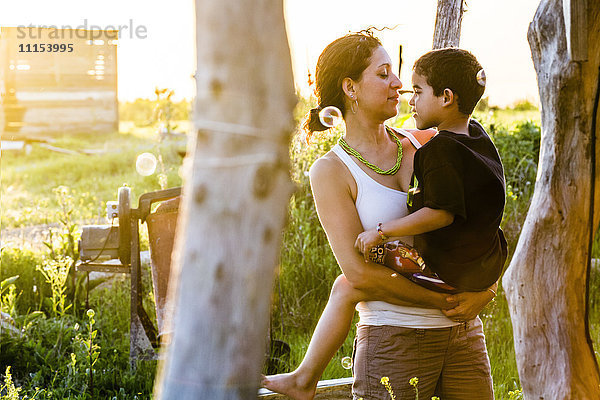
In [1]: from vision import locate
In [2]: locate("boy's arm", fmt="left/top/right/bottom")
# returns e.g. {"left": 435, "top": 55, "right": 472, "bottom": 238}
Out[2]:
{"left": 355, "top": 207, "right": 454, "bottom": 256}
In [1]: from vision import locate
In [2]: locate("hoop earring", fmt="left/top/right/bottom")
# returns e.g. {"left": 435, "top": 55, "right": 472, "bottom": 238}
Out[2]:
{"left": 351, "top": 99, "right": 358, "bottom": 114}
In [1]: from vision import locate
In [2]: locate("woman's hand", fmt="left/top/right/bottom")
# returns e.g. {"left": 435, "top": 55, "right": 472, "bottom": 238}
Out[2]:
{"left": 354, "top": 229, "right": 381, "bottom": 260}
{"left": 441, "top": 290, "right": 495, "bottom": 322}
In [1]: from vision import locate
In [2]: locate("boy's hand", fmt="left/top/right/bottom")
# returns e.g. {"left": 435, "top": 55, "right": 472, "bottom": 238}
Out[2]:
{"left": 355, "top": 229, "right": 382, "bottom": 260}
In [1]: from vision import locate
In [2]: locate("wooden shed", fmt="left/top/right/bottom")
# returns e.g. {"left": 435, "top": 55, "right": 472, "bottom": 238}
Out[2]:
{"left": 0, "top": 27, "right": 118, "bottom": 138}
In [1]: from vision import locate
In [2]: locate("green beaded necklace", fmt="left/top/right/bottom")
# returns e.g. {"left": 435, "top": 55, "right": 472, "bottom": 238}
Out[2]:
{"left": 338, "top": 126, "right": 403, "bottom": 175}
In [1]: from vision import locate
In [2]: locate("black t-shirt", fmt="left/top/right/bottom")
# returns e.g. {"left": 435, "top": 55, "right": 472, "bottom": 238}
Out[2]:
{"left": 408, "top": 119, "right": 508, "bottom": 291}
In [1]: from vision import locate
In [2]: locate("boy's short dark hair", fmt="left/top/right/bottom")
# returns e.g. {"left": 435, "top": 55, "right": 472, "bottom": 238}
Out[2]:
{"left": 413, "top": 48, "right": 485, "bottom": 115}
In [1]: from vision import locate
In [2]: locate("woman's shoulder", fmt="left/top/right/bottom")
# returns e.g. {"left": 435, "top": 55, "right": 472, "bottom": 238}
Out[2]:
{"left": 309, "top": 150, "right": 346, "bottom": 180}
{"left": 309, "top": 150, "right": 357, "bottom": 200}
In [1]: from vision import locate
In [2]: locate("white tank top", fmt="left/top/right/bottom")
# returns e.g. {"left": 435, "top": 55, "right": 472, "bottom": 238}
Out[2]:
{"left": 331, "top": 127, "right": 458, "bottom": 328}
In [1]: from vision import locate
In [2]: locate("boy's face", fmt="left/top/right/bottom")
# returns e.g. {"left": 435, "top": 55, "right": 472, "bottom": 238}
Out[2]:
{"left": 409, "top": 72, "right": 442, "bottom": 130}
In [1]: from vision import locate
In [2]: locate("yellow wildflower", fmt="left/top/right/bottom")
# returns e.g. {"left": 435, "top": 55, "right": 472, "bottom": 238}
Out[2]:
{"left": 380, "top": 376, "right": 396, "bottom": 400}
{"left": 409, "top": 377, "right": 419, "bottom": 387}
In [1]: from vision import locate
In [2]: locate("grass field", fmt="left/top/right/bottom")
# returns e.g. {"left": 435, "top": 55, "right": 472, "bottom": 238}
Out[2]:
{"left": 2, "top": 107, "right": 599, "bottom": 399}
{"left": 1, "top": 122, "right": 188, "bottom": 230}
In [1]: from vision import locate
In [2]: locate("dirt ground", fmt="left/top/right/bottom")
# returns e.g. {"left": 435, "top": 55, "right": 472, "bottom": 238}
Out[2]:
{"left": 1, "top": 223, "right": 61, "bottom": 252}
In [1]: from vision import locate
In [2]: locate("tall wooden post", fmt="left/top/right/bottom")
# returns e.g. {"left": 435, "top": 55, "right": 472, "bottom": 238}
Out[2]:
{"left": 502, "top": 0, "right": 600, "bottom": 398}
{"left": 153, "top": 0, "right": 296, "bottom": 398}
{"left": 432, "top": 0, "right": 464, "bottom": 48}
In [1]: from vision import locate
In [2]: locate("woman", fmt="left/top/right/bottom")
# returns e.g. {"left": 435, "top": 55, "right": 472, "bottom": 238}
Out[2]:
{"left": 264, "top": 32, "right": 496, "bottom": 400}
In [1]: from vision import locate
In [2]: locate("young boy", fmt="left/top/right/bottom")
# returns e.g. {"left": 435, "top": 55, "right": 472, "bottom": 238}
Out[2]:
{"left": 263, "top": 48, "right": 506, "bottom": 400}
{"left": 356, "top": 47, "right": 507, "bottom": 293}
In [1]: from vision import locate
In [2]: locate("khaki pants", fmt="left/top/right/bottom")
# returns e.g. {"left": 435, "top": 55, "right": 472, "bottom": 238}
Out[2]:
{"left": 352, "top": 317, "right": 494, "bottom": 400}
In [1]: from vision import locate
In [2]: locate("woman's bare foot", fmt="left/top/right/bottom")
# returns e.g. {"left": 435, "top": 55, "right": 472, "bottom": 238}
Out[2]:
{"left": 262, "top": 371, "right": 317, "bottom": 400}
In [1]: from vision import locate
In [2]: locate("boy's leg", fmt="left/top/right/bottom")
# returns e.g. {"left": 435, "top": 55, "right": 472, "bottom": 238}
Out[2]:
{"left": 263, "top": 275, "right": 367, "bottom": 400}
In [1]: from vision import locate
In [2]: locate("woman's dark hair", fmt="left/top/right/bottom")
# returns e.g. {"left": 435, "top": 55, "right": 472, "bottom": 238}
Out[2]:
{"left": 413, "top": 48, "right": 485, "bottom": 115}
{"left": 304, "top": 32, "right": 382, "bottom": 139}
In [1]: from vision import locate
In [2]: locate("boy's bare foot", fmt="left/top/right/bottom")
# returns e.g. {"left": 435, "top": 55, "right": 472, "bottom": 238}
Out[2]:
{"left": 262, "top": 372, "right": 317, "bottom": 400}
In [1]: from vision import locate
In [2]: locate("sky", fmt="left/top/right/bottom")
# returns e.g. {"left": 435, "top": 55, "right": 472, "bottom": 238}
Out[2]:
{"left": 1, "top": 0, "right": 541, "bottom": 107}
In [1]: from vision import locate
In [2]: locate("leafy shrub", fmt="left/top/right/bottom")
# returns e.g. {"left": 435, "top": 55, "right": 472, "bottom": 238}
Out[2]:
{"left": 275, "top": 125, "right": 340, "bottom": 335}
{"left": 119, "top": 97, "right": 190, "bottom": 125}
{"left": 0, "top": 275, "right": 156, "bottom": 399}
{"left": 487, "top": 120, "right": 541, "bottom": 251}
{"left": 0, "top": 249, "right": 49, "bottom": 315}
{"left": 510, "top": 99, "right": 538, "bottom": 111}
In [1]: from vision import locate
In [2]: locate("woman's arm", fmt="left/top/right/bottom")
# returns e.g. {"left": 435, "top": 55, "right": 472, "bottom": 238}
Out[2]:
{"left": 309, "top": 156, "right": 455, "bottom": 310}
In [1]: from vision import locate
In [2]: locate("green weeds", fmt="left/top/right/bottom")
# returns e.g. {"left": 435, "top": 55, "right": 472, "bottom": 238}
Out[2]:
{"left": 36, "top": 257, "right": 71, "bottom": 317}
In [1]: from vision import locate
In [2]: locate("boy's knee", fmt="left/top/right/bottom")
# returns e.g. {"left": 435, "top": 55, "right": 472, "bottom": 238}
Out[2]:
{"left": 332, "top": 274, "right": 348, "bottom": 286}
{"left": 331, "top": 275, "right": 361, "bottom": 302}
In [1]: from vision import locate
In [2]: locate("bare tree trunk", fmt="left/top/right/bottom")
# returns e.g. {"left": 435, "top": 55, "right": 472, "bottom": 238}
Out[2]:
{"left": 432, "top": 0, "right": 464, "bottom": 48}
{"left": 154, "top": 0, "right": 296, "bottom": 398}
{"left": 502, "top": 0, "right": 600, "bottom": 398}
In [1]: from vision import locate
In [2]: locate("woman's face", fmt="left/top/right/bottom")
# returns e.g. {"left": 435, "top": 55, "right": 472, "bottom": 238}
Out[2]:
{"left": 353, "top": 46, "right": 402, "bottom": 121}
